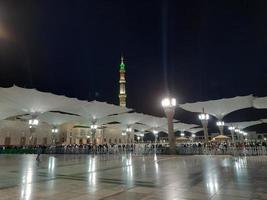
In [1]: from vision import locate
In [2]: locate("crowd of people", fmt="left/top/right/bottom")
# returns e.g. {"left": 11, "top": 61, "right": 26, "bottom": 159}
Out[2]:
{"left": 45, "top": 143, "right": 168, "bottom": 154}
{"left": 177, "top": 140, "right": 267, "bottom": 156}
{"left": 1, "top": 140, "right": 266, "bottom": 157}
{"left": 0, "top": 143, "right": 168, "bottom": 155}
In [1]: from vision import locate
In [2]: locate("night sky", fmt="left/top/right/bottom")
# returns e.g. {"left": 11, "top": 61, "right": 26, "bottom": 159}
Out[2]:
{"left": 0, "top": 0, "right": 267, "bottom": 132}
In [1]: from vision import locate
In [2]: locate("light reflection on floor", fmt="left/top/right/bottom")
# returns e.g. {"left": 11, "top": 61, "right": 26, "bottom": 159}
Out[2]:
{"left": 0, "top": 154, "right": 267, "bottom": 200}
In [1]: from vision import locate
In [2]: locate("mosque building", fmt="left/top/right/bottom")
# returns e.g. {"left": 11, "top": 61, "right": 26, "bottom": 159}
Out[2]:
{"left": 0, "top": 57, "right": 134, "bottom": 146}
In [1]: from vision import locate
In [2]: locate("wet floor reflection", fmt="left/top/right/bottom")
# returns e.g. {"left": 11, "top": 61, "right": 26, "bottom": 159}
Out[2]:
{"left": 88, "top": 156, "right": 96, "bottom": 186}
{"left": 234, "top": 157, "right": 249, "bottom": 183}
{"left": 20, "top": 157, "right": 34, "bottom": 200}
{"left": 154, "top": 154, "right": 159, "bottom": 175}
{"left": 1, "top": 154, "right": 267, "bottom": 200}
{"left": 122, "top": 153, "right": 134, "bottom": 186}
{"left": 206, "top": 173, "right": 219, "bottom": 194}
{"left": 48, "top": 156, "right": 56, "bottom": 176}
{"left": 202, "top": 158, "right": 220, "bottom": 194}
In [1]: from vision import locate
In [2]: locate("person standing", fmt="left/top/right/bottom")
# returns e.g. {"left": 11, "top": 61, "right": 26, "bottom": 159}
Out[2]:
{"left": 36, "top": 145, "right": 42, "bottom": 161}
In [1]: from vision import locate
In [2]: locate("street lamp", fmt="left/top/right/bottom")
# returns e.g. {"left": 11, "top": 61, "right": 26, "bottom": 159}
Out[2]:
{"left": 140, "top": 133, "right": 144, "bottom": 143}
{"left": 122, "top": 131, "right": 127, "bottom": 143}
{"left": 126, "top": 126, "right": 132, "bottom": 143}
{"left": 192, "top": 133, "right": 196, "bottom": 142}
{"left": 243, "top": 131, "right": 248, "bottom": 141}
{"left": 234, "top": 128, "right": 241, "bottom": 142}
{"left": 198, "top": 109, "right": 209, "bottom": 144}
{"left": 29, "top": 119, "right": 39, "bottom": 128}
{"left": 237, "top": 130, "right": 247, "bottom": 142}
{"left": 51, "top": 128, "right": 58, "bottom": 133}
{"left": 228, "top": 126, "right": 236, "bottom": 145}
{"left": 180, "top": 131, "right": 185, "bottom": 137}
{"left": 216, "top": 120, "right": 224, "bottom": 135}
{"left": 90, "top": 124, "right": 98, "bottom": 145}
{"left": 51, "top": 127, "right": 58, "bottom": 144}
{"left": 153, "top": 129, "right": 159, "bottom": 143}
{"left": 137, "top": 136, "right": 140, "bottom": 143}
{"left": 28, "top": 118, "right": 39, "bottom": 145}
{"left": 161, "top": 97, "right": 176, "bottom": 154}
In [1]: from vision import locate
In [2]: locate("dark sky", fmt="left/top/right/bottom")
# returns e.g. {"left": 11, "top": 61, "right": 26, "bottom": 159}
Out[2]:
{"left": 0, "top": 0, "right": 267, "bottom": 132}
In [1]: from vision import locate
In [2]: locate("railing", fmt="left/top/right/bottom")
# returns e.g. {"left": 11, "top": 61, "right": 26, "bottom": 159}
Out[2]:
{"left": 44, "top": 145, "right": 168, "bottom": 155}
{"left": 176, "top": 146, "right": 267, "bottom": 156}
{"left": 0, "top": 145, "right": 266, "bottom": 157}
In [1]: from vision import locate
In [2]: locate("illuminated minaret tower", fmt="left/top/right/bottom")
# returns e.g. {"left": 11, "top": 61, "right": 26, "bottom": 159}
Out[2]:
{"left": 119, "top": 56, "right": 126, "bottom": 107}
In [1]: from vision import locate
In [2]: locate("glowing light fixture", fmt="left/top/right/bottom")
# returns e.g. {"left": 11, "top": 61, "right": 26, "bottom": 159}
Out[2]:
{"left": 216, "top": 121, "right": 225, "bottom": 127}
{"left": 51, "top": 128, "right": 58, "bottom": 133}
{"left": 29, "top": 119, "right": 39, "bottom": 126}
{"left": 90, "top": 124, "right": 98, "bottom": 130}
{"left": 161, "top": 98, "right": 176, "bottom": 108}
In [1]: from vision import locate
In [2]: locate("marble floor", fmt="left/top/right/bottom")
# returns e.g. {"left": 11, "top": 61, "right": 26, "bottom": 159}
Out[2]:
{"left": 0, "top": 154, "right": 267, "bottom": 200}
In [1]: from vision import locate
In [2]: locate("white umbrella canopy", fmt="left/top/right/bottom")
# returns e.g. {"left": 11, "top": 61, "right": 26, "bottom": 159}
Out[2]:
{"left": 253, "top": 97, "right": 267, "bottom": 109}
{"left": 180, "top": 95, "right": 254, "bottom": 119}
{"left": 94, "top": 115, "right": 119, "bottom": 126}
{"left": 37, "top": 112, "right": 84, "bottom": 126}
{"left": 132, "top": 123, "right": 151, "bottom": 132}
{"left": 110, "top": 112, "right": 145, "bottom": 125}
{"left": 135, "top": 131, "right": 146, "bottom": 136}
{"left": 57, "top": 100, "right": 131, "bottom": 122}
{"left": 141, "top": 114, "right": 172, "bottom": 128}
{"left": 0, "top": 85, "right": 76, "bottom": 116}
{"left": 187, "top": 127, "right": 204, "bottom": 134}
{"left": 161, "top": 122, "right": 199, "bottom": 132}
{"left": 225, "top": 120, "right": 262, "bottom": 129}
{"left": 0, "top": 102, "right": 25, "bottom": 120}
{"left": 103, "top": 123, "right": 127, "bottom": 131}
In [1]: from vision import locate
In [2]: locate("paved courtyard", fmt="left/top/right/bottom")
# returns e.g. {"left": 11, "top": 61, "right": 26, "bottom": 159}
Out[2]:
{"left": 0, "top": 154, "right": 267, "bottom": 200}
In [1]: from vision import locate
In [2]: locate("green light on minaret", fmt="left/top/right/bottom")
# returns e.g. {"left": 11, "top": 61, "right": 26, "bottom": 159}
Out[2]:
{"left": 120, "top": 56, "right": 125, "bottom": 70}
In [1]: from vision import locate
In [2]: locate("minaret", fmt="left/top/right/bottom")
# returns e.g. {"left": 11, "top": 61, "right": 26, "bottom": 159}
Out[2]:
{"left": 119, "top": 56, "right": 126, "bottom": 107}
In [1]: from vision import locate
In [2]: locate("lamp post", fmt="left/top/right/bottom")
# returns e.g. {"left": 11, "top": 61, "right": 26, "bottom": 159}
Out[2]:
{"left": 28, "top": 118, "right": 39, "bottom": 145}
{"left": 180, "top": 131, "right": 185, "bottom": 137}
{"left": 51, "top": 127, "right": 58, "bottom": 145}
{"left": 161, "top": 97, "right": 176, "bottom": 154}
{"left": 90, "top": 124, "right": 98, "bottom": 145}
{"left": 228, "top": 126, "right": 236, "bottom": 145}
{"left": 242, "top": 131, "right": 248, "bottom": 142}
{"left": 198, "top": 109, "right": 209, "bottom": 144}
{"left": 126, "top": 127, "right": 132, "bottom": 143}
{"left": 122, "top": 131, "right": 127, "bottom": 143}
{"left": 153, "top": 129, "right": 159, "bottom": 143}
{"left": 140, "top": 133, "right": 144, "bottom": 143}
{"left": 216, "top": 120, "right": 225, "bottom": 135}
{"left": 153, "top": 129, "right": 159, "bottom": 153}
{"left": 234, "top": 128, "right": 241, "bottom": 142}
{"left": 192, "top": 133, "right": 196, "bottom": 142}
{"left": 137, "top": 136, "right": 140, "bottom": 143}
